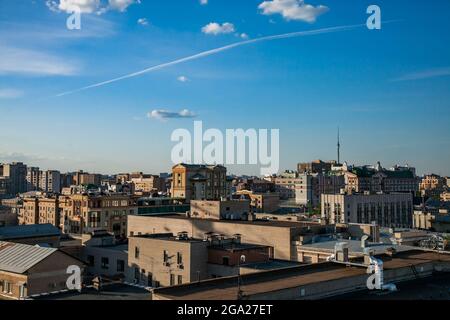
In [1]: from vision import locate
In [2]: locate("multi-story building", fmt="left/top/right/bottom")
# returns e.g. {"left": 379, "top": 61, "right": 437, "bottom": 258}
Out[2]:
{"left": 129, "top": 233, "right": 209, "bottom": 287}
{"left": 26, "top": 167, "right": 41, "bottom": 191}
{"left": 39, "top": 170, "right": 61, "bottom": 193}
{"left": 297, "top": 160, "right": 336, "bottom": 174}
{"left": 420, "top": 174, "right": 446, "bottom": 198}
{"left": 128, "top": 232, "right": 274, "bottom": 288}
{"left": 60, "top": 193, "right": 138, "bottom": 236}
{"left": 0, "top": 162, "right": 27, "bottom": 195}
{"left": 234, "top": 190, "right": 280, "bottom": 213}
{"left": 132, "top": 175, "right": 165, "bottom": 193}
{"left": 295, "top": 173, "right": 345, "bottom": 206}
{"left": 20, "top": 196, "right": 60, "bottom": 226}
{"left": 73, "top": 171, "right": 102, "bottom": 187}
{"left": 190, "top": 199, "right": 251, "bottom": 220}
{"left": 321, "top": 192, "right": 413, "bottom": 228}
{"left": 0, "top": 177, "right": 10, "bottom": 199}
{"left": 269, "top": 172, "right": 302, "bottom": 201}
{"left": 171, "top": 164, "right": 230, "bottom": 202}
{"left": 235, "top": 178, "right": 275, "bottom": 194}
{"left": 344, "top": 162, "right": 417, "bottom": 194}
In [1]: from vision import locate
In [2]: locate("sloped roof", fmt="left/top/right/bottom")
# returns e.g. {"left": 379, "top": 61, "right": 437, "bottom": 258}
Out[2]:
{"left": 0, "top": 241, "right": 57, "bottom": 274}
{"left": 0, "top": 223, "right": 61, "bottom": 240}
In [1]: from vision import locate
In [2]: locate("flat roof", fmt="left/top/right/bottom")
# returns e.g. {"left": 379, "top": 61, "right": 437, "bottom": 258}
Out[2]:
{"left": 136, "top": 214, "right": 318, "bottom": 228}
{"left": 0, "top": 224, "right": 61, "bottom": 240}
{"left": 30, "top": 284, "right": 150, "bottom": 300}
{"left": 298, "top": 240, "right": 415, "bottom": 256}
{"left": 152, "top": 250, "right": 450, "bottom": 300}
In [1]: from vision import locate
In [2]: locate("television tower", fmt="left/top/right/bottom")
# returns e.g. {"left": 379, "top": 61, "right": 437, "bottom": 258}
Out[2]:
{"left": 337, "top": 127, "right": 341, "bottom": 164}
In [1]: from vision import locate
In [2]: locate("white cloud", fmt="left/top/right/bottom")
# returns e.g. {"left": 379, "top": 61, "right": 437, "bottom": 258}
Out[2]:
{"left": 240, "top": 33, "right": 249, "bottom": 39}
{"left": 202, "top": 22, "right": 235, "bottom": 35}
{"left": 147, "top": 109, "right": 196, "bottom": 121}
{"left": 47, "top": 0, "right": 101, "bottom": 14}
{"left": 0, "top": 46, "right": 78, "bottom": 76}
{"left": 200, "top": 0, "right": 208, "bottom": 5}
{"left": 177, "top": 76, "right": 189, "bottom": 82}
{"left": 137, "top": 18, "right": 149, "bottom": 26}
{"left": 391, "top": 67, "right": 450, "bottom": 82}
{"left": 0, "top": 88, "right": 24, "bottom": 99}
{"left": 46, "top": 0, "right": 139, "bottom": 14}
{"left": 258, "top": 0, "right": 329, "bottom": 23}
{"left": 108, "top": 0, "right": 139, "bottom": 12}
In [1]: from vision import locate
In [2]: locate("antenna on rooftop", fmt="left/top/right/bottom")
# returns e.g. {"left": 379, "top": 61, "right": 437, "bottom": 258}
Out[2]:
{"left": 337, "top": 127, "right": 341, "bottom": 165}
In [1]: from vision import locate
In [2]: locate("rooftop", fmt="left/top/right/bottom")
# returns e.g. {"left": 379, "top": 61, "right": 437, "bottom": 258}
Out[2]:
{"left": 298, "top": 240, "right": 416, "bottom": 256}
{"left": 152, "top": 250, "right": 450, "bottom": 300}
{"left": 0, "top": 241, "right": 57, "bottom": 274}
{"left": 30, "top": 284, "right": 150, "bottom": 300}
{"left": 141, "top": 213, "right": 318, "bottom": 228}
{"left": 0, "top": 223, "right": 61, "bottom": 240}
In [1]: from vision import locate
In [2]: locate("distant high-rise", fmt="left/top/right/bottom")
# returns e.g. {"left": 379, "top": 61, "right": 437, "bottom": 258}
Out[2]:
{"left": 1, "top": 162, "right": 27, "bottom": 195}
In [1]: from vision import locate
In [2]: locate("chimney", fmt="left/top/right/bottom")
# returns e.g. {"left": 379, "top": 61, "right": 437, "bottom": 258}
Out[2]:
{"left": 361, "top": 235, "right": 369, "bottom": 249}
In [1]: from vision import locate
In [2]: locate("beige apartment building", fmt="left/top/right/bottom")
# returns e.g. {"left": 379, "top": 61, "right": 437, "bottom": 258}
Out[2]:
{"left": 235, "top": 190, "right": 280, "bottom": 213}
{"left": 128, "top": 214, "right": 323, "bottom": 261}
{"left": 131, "top": 175, "right": 165, "bottom": 193}
{"left": 190, "top": 199, "right": 251, "bottom": 220}
{"left": 60, "top": 194, "right": 138, "bottom": 236}
{"left": 321, "top": 192, "right": 413, "bottom": 228}
{"left": 20, "top": 196, "right": 60, "bottom": 226}
{"left": 171, "top": 164, "right": 230, "bottom": 202}
{"left": 129, "top": 233, "right": 209, "bottom": 287}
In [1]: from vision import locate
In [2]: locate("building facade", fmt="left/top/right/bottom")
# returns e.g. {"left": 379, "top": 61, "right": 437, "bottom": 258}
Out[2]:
{"left": 171, "top": 164, "right": 230, "bottom": 202}
{"left": 321, "top": 192, "right": 413, "bottom": 228}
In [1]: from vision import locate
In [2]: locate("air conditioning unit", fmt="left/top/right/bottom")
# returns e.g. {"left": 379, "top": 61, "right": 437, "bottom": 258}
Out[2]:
{"left": 178, "top": 264, "right": 184, "bottom": 270}
{"left": 164, "top": 262, "right": 171, "bottom": 267}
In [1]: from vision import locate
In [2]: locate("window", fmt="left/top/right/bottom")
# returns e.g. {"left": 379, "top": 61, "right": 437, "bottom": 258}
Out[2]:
{"left": 101, "top": 257, "right": 109, "bottom": 269}
{"left": 222, "top": 256, "right": 230, "bottom": 266}
{"left": 134, "top": 267, "right": 140, "bottom": 281}
{"left": 117, "top": 260, "right": 125, "bottom": 272}
{"left": 87, "top": 255, "right": 95, "bottom": 267}
{"left": 177, "top": 252, "right": 183, "bottom": 265}
{"left": 177, "top": 275, "right": 183, "bottom": 285}
{"left": 135, "top": 246, "right": 140, "bottom": 259}
{"left": 170, "top": 274, "right": 175, "bottom": 286}
{"left": 163, "top": 250, "right": 169, "bottom": 263}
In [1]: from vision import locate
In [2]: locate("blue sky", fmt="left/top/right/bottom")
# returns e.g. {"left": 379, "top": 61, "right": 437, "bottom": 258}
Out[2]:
{"left": 0, "top": 0, "right": 449, "bottom": 176}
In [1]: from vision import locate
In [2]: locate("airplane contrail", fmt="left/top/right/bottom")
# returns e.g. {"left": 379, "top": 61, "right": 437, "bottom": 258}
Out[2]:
{"left": 55, "top": 23, "right": 367, "bottom": 97}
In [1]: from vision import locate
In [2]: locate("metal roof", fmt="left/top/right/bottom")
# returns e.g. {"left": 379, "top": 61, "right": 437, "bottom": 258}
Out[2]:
{"left": 0, "top": 241, "right": 57, "bottom": 274}
{"left": 0, "top": 223, "right": 61, "bottom": 240}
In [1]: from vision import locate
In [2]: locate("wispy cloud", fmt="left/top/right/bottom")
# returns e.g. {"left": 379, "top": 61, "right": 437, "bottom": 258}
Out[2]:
{"left": 391, "top": 67, "right": 450, "bottom": 82}
{"left": 0, "top": 88, "right": 24, "bottom": 99}
{"left": 258, "top": 0, "right": 329, "bottom": 23}
{"left": 200, "top": 0, "right": 208, "bottom": 5}
{"left": 54, "top": 23, "right": 366, "bottom": 97}
{"left": 0, "top": 46, "right": 79, "bottom": 76}
{"left": 147, "top": 109, "right": 197, "bottom": 121}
